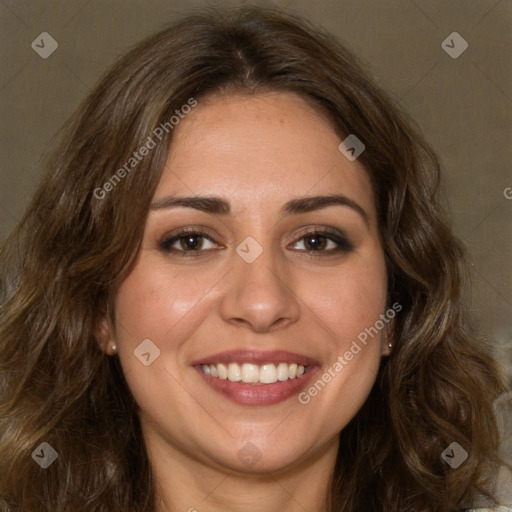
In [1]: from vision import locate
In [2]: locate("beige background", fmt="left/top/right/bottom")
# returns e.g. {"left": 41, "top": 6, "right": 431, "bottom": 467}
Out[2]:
{"left": 0, "top": 0, "right": 511, "bottom": 380}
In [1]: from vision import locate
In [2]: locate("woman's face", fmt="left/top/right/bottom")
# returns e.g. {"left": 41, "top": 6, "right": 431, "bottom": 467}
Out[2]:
{"left": 102, "top": 91, "right": 389, "bottom": 473}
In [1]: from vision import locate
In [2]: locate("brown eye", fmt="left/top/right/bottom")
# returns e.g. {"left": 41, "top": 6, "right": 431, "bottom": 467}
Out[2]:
{"left": 160, "top": 231, "right": 220, "bottom": 254}
{"left": 303, "top": 234, "right": 328, "bottom": 251}
{"left": 291, "top": 230, "right": 354, "bottom": 253}
{"left": 178, "top": 234, "right": 205, "bottom": 251}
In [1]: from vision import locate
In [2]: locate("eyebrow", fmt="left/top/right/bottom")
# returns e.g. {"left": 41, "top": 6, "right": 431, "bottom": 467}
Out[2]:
{"left": 283, "top": 195, "right": 369, "bottom": 225}
{"left": 150, "top": 194, "right": 369, "bottom": 225}
{"left": 151, "top": 195, "right": 230, "bottom": 214}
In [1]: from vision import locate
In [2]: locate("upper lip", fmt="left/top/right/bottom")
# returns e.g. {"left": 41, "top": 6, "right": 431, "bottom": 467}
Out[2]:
{"left": 191, "top": 349, "right": 320, "bottom": 367}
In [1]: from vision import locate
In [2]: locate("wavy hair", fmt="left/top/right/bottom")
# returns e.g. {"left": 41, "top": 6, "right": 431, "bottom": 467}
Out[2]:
{"left": 0, "top": 6, "right": 507, "bottom": 511}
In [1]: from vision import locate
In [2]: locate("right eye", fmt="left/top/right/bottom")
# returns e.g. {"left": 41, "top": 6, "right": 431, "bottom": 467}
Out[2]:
{"left": 159, "top": 230, "right": 222, "bottom": 256}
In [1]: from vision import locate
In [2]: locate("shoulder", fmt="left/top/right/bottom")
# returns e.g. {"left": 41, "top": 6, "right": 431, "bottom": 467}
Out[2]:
{"left": 466, "top": 391, "right": 512, "bottom": 512}
{"left": 465, "top": 508, "right": 512, "bottom": 512}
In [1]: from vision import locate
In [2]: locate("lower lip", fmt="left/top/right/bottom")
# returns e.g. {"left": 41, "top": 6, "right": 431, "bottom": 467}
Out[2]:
{"left": 194, "top": 366, "right": 319, "bottom": 406}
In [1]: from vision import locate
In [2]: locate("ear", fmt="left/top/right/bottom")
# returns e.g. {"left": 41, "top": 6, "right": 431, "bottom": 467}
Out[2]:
{"left": 381, "top": 319, "right": 395, "bottom": 357}
{"left": 94, "top": 302, "right": 117, "bottom": 356}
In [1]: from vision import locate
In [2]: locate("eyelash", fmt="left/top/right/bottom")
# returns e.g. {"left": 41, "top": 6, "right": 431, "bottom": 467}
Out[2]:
{"left": 159, "top": 227, "right": 354, "bottom": 257}
{"left": 292, "top": 228, "right": 354, "bottom": 254}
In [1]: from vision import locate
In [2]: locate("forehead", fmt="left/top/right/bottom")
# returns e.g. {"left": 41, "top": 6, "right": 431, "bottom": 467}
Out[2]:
{"left": 155, "top": 92, "right": 375, "bottom": 218}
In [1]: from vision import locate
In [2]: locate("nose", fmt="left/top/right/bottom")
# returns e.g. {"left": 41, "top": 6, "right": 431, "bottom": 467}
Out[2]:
{"left": 219, "top": 244, "right": 301, "bottom": 333}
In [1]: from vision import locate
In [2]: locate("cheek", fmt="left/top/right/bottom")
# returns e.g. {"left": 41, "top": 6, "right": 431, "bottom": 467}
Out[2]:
{"left": 110, "top": 259, "right": 216, "bottom": 422}
{"left": 110, "top": 255, "right": 229, "bottom": 406}
{"left": 294, "top": 252, "right": 387, "bottom": 426}
{"left": 113, "top": 256, "right": 218, "bottom": 344}
{"left": 302, "top": 256, "right": 388, "bottom": 350}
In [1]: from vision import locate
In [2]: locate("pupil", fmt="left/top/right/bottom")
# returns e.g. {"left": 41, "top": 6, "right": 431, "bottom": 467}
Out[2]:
{"left": 181, "top": 235, "right": 201, "bottom": 250}
{"left": 306, "top": 235, "right": 326, "bottom": 250}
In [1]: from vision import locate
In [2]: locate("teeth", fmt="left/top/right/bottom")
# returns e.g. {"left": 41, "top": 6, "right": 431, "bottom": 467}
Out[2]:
{"left": 260, "top": 363, "right": 277, "bottom": 383}
{"left": 201, "top": 362, "right": 308, "bottom": 384}
{"left": 241, "top": 363, "right": 260, "bottom": 383}
{"left": 217, "top": 363, "right": 228, "bottom": 379}
{"left": 277, "top": 362, "right": 289, "bottom": 381}
{"left": 228, "top": 362, "right": 242, "bottom": 381}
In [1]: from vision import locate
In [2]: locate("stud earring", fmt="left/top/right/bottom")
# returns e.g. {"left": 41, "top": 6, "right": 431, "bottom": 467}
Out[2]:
{"left": 111, "top": 344, "right": 117, "bottom": 354}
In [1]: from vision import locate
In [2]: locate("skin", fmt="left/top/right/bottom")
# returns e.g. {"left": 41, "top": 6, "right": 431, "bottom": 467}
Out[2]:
{"left": 98, "top": 91, "right": 390, "bottom": 512}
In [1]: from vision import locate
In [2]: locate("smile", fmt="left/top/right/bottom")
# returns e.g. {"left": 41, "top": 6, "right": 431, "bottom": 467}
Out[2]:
{"left": 200, "top": 362, "right": 310, "bottom": 384}
{"left": 192, "top": 350, "right": 319, "bottom": 406}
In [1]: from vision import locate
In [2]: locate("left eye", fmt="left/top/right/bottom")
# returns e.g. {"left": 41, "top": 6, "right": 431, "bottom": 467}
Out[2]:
{"left": 160, "top": 232, "right": 219, "bottom": 253}
{"left": 290, "top": 231, "right": 353, "bottom": 252}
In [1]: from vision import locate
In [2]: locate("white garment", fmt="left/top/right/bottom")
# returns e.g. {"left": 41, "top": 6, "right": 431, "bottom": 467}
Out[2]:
{"left": 466, "top": 391, "right": 512, "bottom": 510}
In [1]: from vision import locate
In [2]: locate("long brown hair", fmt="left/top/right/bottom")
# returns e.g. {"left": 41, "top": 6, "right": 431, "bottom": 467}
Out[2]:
{"left": 0, "top": 6, "right": 507, "bottom": 511}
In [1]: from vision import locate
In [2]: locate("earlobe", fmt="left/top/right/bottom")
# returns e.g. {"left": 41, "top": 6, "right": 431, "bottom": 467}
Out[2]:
{"left": 381, "top": 324, "right": 395, "bottom": 356}
{"left": 94, "top": 304, "right": 117, "bottom": 356}
{"left": 382, "top": 340, "right": 393, "bottom": 356}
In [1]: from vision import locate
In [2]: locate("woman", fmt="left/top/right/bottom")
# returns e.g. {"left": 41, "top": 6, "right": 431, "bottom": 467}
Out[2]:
{"left": 0, "top": 6, "right": 510, "bottom": 512}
